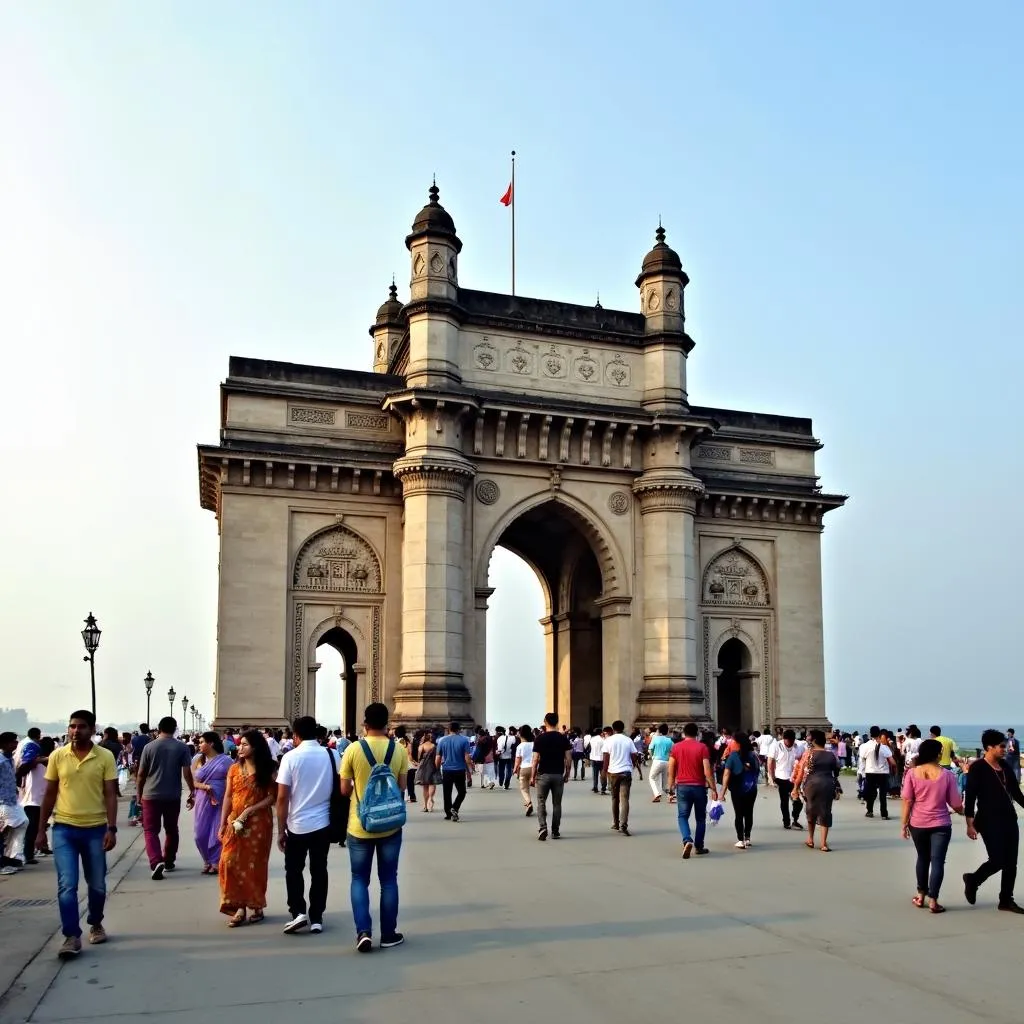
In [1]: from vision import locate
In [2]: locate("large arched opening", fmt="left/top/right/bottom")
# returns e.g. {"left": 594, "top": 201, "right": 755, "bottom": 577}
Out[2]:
{"left": 715, "top": 637, "right": 755, "bottom": 732}
{"left": 485, "top": 499, "right": 608, "bottom": 731}
{"left": 314, "top": 626, "right": 358, "bottom": 735}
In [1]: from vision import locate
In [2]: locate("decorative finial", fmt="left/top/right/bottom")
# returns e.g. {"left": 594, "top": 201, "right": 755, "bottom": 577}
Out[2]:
{"left": 595, "top": 291, "right": 602, "bottom": 309}
{"left": 429, "top": 179, "right": 440, "bottom": 204}
{"left": 388, "top": 277, "right": 398, "bottom": 301}
{"left": 655, "top": 223, "right": 666, "bottom": 244}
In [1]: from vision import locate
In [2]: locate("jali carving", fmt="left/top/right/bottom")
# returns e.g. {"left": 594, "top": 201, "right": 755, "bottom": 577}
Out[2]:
{"left": 697, "top": 445, "right": 732, "bottom": 462}
{"left": 739, "top": 447, "right": 775, "bottom": 466}
{"left": 345, "top": 411, "right": 390, "bottom": 431}
{"left": 291, "top": 407, "right": 336, "bottom": 426}
{"left": 608, "top": 491, "right": 630, "bottom": 516}
{"left": 475, "top": 479, "right": 500, "bottom": 505}
{"left": 293, "top": 524, "right": 382, "bottom": 593}
{"left": 701, "top": 547, "right": 770, "bottom": 607}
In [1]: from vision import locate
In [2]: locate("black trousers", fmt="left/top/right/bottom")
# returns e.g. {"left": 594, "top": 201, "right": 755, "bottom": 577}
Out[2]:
{"left": 441, "top": 770, "right": 467, "bottom": 817}
{"left": 23, "top": 805, "right": 41, "bottom": 861}
{"left": 496, "top": 759, "right": 514, "bottom": 788}
{"left": 864, "top": 773, "right": 889, "bottom": 816}
{"left": 776, "top": 779, "right": 803, "bottom": 826}
{"left": 284, "top": 825, "right": 331, "bottom": 924}
{"left": 971, "top": 819, "right": 1019, "bottom": 904}
{"left": 731, "top": 787, "right": 756, "bottom": 841}
{"left": 406, "top": 769, "right": 416, "bottom": 802}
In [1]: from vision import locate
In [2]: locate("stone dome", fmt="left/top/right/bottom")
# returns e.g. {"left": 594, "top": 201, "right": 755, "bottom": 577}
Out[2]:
{"left": 640, "top": 225, "right": 683, "bottom": 275}
{"left": 375, "top": 281, "right": 404, "bottom": 325}
{"left": 410, "top": 183, "right": 457, "bottom": 237}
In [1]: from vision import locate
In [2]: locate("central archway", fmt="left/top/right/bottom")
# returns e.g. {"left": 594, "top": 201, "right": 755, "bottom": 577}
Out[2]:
{"left": 485, "top": 498, "right": 609, "bottom": 731}
{"left": 315, "top": 626, "right": 358, "bottom": 735}
{"left": 716, "top": 637, "right": 754, "bottom": 732}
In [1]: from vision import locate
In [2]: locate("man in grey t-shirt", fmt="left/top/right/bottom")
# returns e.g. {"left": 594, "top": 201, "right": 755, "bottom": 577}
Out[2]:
{"left": 136, "top": 717, "right": 195, "bottom": 880}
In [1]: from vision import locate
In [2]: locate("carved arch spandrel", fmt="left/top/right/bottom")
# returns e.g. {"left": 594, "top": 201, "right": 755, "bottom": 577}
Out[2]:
{"left": 701, "top": 544, "right": 770, "bottom": 607}
{"left": 292, "top": 523, "right": 383, "bottom": 594}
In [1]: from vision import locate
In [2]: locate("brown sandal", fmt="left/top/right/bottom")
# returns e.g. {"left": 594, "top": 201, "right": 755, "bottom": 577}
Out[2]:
{"left": 912, "top": 894, "right": 925, "bottom": 908}
{"left": 805, "top": 840, "right": 814, "bottom": 849}
{"left": 228, "top": 910, "right": 247, "bottom": 927}
{"left": 249, "top": 910, "right": 265, "bottom": 924}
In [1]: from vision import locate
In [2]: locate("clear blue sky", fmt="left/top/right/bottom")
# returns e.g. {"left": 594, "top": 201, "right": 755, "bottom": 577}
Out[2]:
{"left": 1, "top": 2, "right": 1020, "bottom": 728}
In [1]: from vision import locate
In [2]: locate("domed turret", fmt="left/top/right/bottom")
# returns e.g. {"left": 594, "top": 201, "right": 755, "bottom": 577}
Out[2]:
{"left": 375, "top": 280, "right": 404, "bottom": 326}
{"left": 405, "top": 182, "right": 462, "bottom": 251}
{"left": 405, "top": 180, "right": 461, "bottom": 308}
{"left": 636, "top": 225, "right": 687, "bottom": 286}
{"left": 370, "top": 280, "right": 406, "bottom": 374}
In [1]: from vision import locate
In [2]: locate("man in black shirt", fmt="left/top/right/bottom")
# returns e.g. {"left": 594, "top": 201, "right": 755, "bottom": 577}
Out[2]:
{"left": 964, "top": 729, "right": 1024, "bottom": 913}
{"left": 530, "top": 713, "right": 571, "bottom": 841}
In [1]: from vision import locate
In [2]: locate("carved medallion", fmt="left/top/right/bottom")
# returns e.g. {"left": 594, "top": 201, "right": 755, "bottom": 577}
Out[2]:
{"left": 542, "top": 344, "right": 566, "bottom": 378}
{"left": 665, "top": 288, "right": 677, "bottom": 311}
{"left": 647, "top": 289, "right": 661, "bottom": 312}
{"left": 429, "top": 252, "right": 444, "bottom": 275}
{"left": 506, "top": 341, "right": 533, "bottom": 375}
{"left": 474, "top": 341, "right": 498, "bottom": 370}
{"left": 608, "top": 491, "right": 630, "bottom": 515}
{"left": 701, "top": 547, "right": 770, "bottom": 607}
{"left": 606, "top": 353, "right": 630, "bottom": 388}
{"left": 293, "top": 524, "right": 382, "bottom": 593}
{"left": 475, "top": 479, "right": 500, "bottom": 505}
{"left": 413, "top": 253, "right": 425, "bottom": 277}
{"left": 574, "top": 349, "right": 598, "bottom": 383}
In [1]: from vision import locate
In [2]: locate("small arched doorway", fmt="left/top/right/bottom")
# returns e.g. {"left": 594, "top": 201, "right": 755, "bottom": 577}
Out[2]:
{"left": 315, "top": 626, "right": 358, "bottom": 735}
{"left": 716, "top": 637, "right": 754, "bottom": 732}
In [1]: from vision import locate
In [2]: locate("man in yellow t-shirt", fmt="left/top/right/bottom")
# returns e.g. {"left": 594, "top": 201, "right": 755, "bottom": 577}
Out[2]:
{"left": 929, "top": 726, "right": 960, "bottom": 769}
{"left": 340, "top": 702, "right": 408, "bottom": 954}
{"left": 38, "top": 709, "right": 118, "bottom": 960}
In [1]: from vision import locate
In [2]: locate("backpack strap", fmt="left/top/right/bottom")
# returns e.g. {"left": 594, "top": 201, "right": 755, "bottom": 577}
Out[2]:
{"left": 358, "top": 738, "right": 377, "bottom": 767}
{"left": 384, "top": 738, "right": 395, "bottom": 767}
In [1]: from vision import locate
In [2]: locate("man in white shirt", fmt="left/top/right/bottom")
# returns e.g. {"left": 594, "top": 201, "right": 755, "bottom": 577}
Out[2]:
{"left": 495, "top": 727, "right": 515, "bottom": 790}
{"left": 589, "top": 728, "right": 606, "bottom": 794}
{"left": 276, "top": 716, "right": 339, "bottom": 935}
{"left": 768, "top": 729, "right": 803, "bottom": 830}
{"left": 858, "top": 726, "right": 895, "bottom": 820}
{"left": 602, "top": 721, "right": 639, "bottom": 836}
{"left": 756, "top": 731, "right": 774, "bottom": 783}
{"left": 264, "top": 729, "right": 281, "bottom": 761}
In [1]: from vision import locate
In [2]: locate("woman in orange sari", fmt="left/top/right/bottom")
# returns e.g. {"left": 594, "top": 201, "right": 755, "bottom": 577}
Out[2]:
{"left": 218, "top": 730, "right": 276, "bottom": 927}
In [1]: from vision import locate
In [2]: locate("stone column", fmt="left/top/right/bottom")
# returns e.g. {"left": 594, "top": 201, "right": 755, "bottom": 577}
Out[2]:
{"left": 391, "top": 455, "right": 475, "bottom": 725}
{"left": 632, "top": 468, "right": 705, "bottom": 724}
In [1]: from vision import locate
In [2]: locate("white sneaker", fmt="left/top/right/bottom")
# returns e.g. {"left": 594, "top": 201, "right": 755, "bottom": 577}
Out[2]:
{"left": 734, "top": 840, "right": 746, "bottom": 849}
{"left": 0, "top": 866, "right": 19, "bottom": 875}
{"left": 309, "top": 922, "right": 323, "bottom": 934}
{"left": 744, "top": 839, "right": 752, "bottom": 848}
{"left": 283, "top": 914, "right": 309, "bottom": 934}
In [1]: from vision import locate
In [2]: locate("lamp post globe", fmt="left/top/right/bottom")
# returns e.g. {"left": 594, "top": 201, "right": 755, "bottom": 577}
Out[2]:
{"left": 144, "top": 671, "right": 154, "bottom": 726}
{"left": 167, "top": 686, "right": 176, "bottom": 716}
{"left": 81, "top": 613, "right": 101, "bottom": 721}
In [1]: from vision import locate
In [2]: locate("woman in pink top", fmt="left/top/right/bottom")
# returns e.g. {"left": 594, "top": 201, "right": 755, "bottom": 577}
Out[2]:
{"left": 901, "top": 738, "right": 964, "bottom": 913}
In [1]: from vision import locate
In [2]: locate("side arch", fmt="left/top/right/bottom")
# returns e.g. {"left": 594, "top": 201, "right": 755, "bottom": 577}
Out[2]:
{"left": 475, "top": 489, "right": 628, "bottom": 597}
{"left": 292, "top": 522, "right": 383, "bottom": 594}
{"left": 701, "top": 542, "right": 771, "bottom": 607}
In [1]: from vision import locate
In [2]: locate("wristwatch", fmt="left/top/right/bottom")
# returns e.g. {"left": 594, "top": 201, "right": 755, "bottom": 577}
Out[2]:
{"left": 106, "top": 825, "right": 118, "bottom": 833}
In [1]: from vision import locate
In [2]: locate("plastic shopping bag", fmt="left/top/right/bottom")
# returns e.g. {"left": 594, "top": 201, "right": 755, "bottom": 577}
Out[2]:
{"left": 708, "top": 799, "right": 726, "bottom": 825}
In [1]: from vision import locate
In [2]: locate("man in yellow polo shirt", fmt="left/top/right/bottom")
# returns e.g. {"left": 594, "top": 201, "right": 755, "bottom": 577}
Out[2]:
{"left": 340, "top": 702, "right": 407, "bottom": 954}
{"left": 38, "top": 709, "right": 118, "bottom": 959}
{"left": 929, "top": 725, "right": 960, "bottom": 769}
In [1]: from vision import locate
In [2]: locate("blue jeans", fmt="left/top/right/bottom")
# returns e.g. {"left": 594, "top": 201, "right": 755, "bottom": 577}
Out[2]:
{"left": 676, "top": 785, "right": 708, "bottom": 849}
{"left": 53, "top": 824, "right": 107, "bottom": 938}
{"left": 910, "top": 825, "right": 952, "bottom": 900}
{"left": 347, "top": 829, "right": 402, "bottom": 938}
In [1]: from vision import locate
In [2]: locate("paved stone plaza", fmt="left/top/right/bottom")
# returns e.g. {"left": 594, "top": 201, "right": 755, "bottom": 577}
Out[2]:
{"left": 2, "top": 784, "right": 1019, "bottom": 1023}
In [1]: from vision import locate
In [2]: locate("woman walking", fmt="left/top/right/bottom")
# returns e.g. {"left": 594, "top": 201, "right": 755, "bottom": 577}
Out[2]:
{"left": 792, "top": 729, "right": 841, "bottom": 852}
{"left": 218, "top": 730, "right": 277, "bottom": 926}
{"left": 193, "top": 732, "right": 232, "bottom": 875}
{"left": 514, "top": 725, "right": 536, "bottom": 817}
{"left": 901, "top": 738, "right": 962, "bottom": 912}
{"left": 720, "top": 732, "right": 761, "bottom": 849}
{"left": 414, "top": 732, "right": 439, "bottom": 812}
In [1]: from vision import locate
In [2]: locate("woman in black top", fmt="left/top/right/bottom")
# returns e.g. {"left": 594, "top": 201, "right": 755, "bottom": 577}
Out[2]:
{"left": 964, "top": 729, "right": 1024, "bottom": 913}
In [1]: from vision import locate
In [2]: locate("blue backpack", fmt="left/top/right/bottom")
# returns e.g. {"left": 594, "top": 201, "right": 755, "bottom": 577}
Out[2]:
{"left": 356, "top": 739, "right": 407, "bottom": 834}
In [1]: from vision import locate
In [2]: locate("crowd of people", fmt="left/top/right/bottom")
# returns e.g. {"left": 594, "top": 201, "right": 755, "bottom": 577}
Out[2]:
{"left": 1, "top": 711, "right": 1023, "bottom": 960}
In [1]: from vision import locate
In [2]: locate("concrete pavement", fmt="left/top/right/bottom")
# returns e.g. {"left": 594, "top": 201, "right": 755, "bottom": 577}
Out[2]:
{"left": 2, "top": 778, "right": 1019, "bottom": 1023}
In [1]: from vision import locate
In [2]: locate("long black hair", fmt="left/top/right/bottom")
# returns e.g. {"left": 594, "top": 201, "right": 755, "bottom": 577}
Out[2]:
{"left": 240, "top": 729, "right": 276, "bottom": 789}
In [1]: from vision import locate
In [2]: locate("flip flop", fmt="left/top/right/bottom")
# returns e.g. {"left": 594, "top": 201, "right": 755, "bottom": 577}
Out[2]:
{"left": 820, "top": 845, "right": 832, "bottom": 852}
{"left": 228, "top": 911, "right": 247, "bottom": 928}
{"left": 930, "top": 903, "right": 946, "bottom": 914}
{"left": 912, "top": 894, "right": 925, "bottom": 908}
{"left": 249, "top": 911, "right": 265, "bottom": 924}
{"left": 805, "top": 840, "right": 814, "bottom": 849}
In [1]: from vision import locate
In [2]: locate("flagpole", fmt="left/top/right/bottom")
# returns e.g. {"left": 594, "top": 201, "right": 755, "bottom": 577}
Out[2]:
{"left": 511, "top": 150, "right": 516, "bottom": 297}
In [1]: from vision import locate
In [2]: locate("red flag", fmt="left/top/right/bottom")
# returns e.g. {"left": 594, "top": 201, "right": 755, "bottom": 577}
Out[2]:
{"left": 499, "top": 181, "right": 513, "bottom": 207}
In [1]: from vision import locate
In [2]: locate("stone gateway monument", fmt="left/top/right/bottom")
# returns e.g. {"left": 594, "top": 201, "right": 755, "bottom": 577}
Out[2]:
{"left": 198, "top": 186, "right": 846, "bottom": 734}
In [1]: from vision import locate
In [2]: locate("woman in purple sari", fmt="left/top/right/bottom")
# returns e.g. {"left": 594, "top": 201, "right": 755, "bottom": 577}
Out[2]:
{"left": 192, "top": 733, "right": 232, "bottom": 874}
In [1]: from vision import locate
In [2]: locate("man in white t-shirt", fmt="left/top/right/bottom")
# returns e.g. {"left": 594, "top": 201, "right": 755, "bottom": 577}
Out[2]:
{"left": 858, "top": 726, "right": 895, "bottom": 820}
{"left": 589, "top": 728, "right": 606, "bottom": 794}
{"left": 265, "top": 730, "right": 281, "bottom": 761}
{"left": 602, "top": 721, "right": 638, "bottom": 836}
{"left": 275, "top": 716, "right": 339, "bottom": 935}
{"left": 495, "top": 727, "right": 515, "bottom": 790}
{"left": 767, "top": 730, "right": 804, "bottom": 830}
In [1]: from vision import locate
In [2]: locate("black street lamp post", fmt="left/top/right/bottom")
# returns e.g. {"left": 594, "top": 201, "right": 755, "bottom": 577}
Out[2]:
{"left": 167, "top": 686, "right": 176, "bottom": 717}
{"left": 81, "top": 613, "right": 102, "bottom": 722}
{"left": 144, "top": 671, "right": 154, "bottom": 726}
{"left": 181, "top": 696, "right": 189, "bottom": 736}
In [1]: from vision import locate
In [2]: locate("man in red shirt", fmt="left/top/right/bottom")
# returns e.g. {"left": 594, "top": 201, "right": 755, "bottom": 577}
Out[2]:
{"left": 668, "top": 723, "right": 719, "bottom": 859}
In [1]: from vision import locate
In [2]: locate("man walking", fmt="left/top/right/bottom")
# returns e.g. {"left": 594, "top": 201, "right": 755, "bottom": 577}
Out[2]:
{"left": 768, "top": 729, "right": 804, "bottom": 829}
{"left": 1006, "top": 729, "right": 1021, "bottom": 783}
{"left": 435, "top": 722, "right": 473, "bottom": 822}
{"left": 530, "top": 712, "right": 571, "bottom": 841}
{"left": 0, "top": 733, "right": 28, "bottom": 874}
{"left": 588, "top": 727, "right": 606, "bottom": 794}
{"left": 964, "top": 729, "right": 1024, "bottom": 913}
{"left": 136, "top": 717, "right": 195, "bottom": 880}
{"left": 495, "top": 726, "right": 514, "bottom": 790}
{"left": 647, "top": 724, "right": 673, "bottom": 802}
{"left": 603, "top": 720, "right": 638, "bottom": 836}
{"left": 37, "top": 711, "right": 118, "bottom": 957}
{"left": 669, "top": 722, "right": 718, "bottom": 858}
{"left": 340, "top": 702, "right": 408, "bottom": 952}
{"left": 276, "top": 715, "right": 337, "bottom": 934}
{"left": 859, "top": 726, "right": 895, "bottom": 820}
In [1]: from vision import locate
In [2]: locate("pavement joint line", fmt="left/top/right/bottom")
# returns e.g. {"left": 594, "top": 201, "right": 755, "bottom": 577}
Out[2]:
{"left": 0, "top": 826, "right": 147, "bottom": 1024}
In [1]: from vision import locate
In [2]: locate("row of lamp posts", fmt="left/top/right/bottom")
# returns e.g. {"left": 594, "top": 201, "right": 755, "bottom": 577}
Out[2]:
{"left": 83, "top": 614, "right": 206, "bottom": 735}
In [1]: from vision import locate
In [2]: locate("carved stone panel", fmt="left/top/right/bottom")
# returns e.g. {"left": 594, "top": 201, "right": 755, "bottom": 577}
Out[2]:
{"left": 474, "top": 340, "right": 498, "bottom": 371}
{"left": 701, "top": 547, "right": 770, "bottom": 607}
{"left": 293, "top": 525, "right": 383, "bottom": 593}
